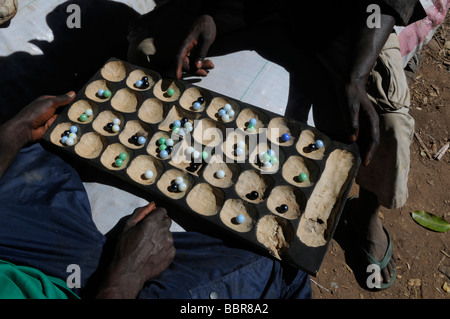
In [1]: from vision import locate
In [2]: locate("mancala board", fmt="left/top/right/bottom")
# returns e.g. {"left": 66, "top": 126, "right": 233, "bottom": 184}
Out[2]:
{"left": 42, "top": 58, "right": 360, "bottom": 275}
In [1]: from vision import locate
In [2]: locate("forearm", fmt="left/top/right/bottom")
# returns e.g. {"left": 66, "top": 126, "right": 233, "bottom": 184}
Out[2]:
{"left": 0, "top": 92, "right": 75, "bottom": 179}
{"left": 348, "top": 13, "right": 395, "bottom": 84}
{"left": 0, "top": 118, "right": 29, "bottom": 178}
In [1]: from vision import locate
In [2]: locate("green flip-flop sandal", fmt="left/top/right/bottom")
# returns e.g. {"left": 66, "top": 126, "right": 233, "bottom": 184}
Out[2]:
{"left": 342, "top": 196, "right": 397, "bottom": 290}
{"left": 360, "top": 226, "right": 397, "bottom": 290}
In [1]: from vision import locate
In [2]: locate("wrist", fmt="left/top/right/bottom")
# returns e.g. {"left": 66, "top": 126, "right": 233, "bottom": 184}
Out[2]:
{"left": 0, "top": 119, "right": 29, "bottom": 178}
{"left": 348, "top": 72, "right": 369, "bottom": 86}
{"left": 1, "top": 117, "right": 30, "bottom": 147}
{"left": 95, "top": 262, "right": 145, "bottom": 299}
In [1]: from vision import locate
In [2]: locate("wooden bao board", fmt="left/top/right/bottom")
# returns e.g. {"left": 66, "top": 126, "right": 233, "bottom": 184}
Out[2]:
{"left": 42, "top": 58, "right": 360, "bottom": 275}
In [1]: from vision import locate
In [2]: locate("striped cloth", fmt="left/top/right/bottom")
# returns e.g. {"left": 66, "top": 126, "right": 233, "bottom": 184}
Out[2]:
{"left": 395, "top": 0, "right": 450, "bottom": 67}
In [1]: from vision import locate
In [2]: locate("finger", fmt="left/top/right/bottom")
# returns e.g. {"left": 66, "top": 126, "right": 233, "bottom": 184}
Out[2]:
{"left": 36, "top": 92, "right": 76, "bottom": 118}
{"left": 51, "top": 91, "right": 76, "bottom": 108}
{"left": 175, "top": 38, "right": 197, "bottom": 79}
{"left": 195, "top": 59, "right": 203, "bottom": 70}
{"left": 152, "top": 207, "right": 170, "bottom": 222}
{"left": 194, "top": 68, "right": 209, "bottom": 77}
{"left": 349, "top": 102, "right": 360, "bottom": 142}
{"left": 45, "top": 114, "right": 59, "bottom": 130}
{"left": 152, "top": 207, "right": 172, "bottom": 229}
{"left": 201, "top": 59, "right": 215, "bottom": 70}
{"left": 363, "top": 142, "right": 378, "bottom": 167}
{"left": 194, "top": 59, "right": 215, "bottom": 77}
{"left": 37, "top": 95, "right": 56, "bottom": 101}
{"left": 38, "top": 91, "right": 76, "bottom": 106}
{"left": 194, "top": 40, "right": 213, "bottom": 70}
{"left": 183, "top": 56, "right": 190, "bottom": 72}
{"left": 363, "top": 127, "right": 379, "bottom": 166}
{"left": 32, "top": 114, "right": 59, "bottom": 140}
{"left": 130, "top": 202, "right": 157, "bottom": 226}
{"left": 193, "top": 20, "right": 215, "bottom": 69}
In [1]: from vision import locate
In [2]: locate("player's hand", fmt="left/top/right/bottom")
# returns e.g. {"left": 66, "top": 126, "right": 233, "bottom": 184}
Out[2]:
{"left": 11, "top": 92, "right": 76, "bottom": 145}
{"left": 173, "top": 15, "right": 216, "bottom": 79}
{"left": 344, "top": 80, "right": 379, "bottom": 166}
{"left": 97, "top": 202, "right": 175, "bottom": 299}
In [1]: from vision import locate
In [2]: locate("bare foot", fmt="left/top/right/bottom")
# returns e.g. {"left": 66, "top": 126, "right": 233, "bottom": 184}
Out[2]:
{"left": 344, "top": 194, "right": 396, "bottom": 289}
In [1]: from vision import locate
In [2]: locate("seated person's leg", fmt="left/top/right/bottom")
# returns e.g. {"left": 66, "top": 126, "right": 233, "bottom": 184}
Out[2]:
{"left": 138, "top": 231, "right": 311, "bottom": 299}
{"left": 0, "top": 143, "right": 311, "bottom": 299}
{"left": 0, "top": 143, "right": 105, "bottom": 291}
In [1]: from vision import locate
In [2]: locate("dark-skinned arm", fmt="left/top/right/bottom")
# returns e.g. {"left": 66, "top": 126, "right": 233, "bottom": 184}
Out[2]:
{"left": 172, "top": 0, "right": 249, "bottom": 79}
{"left": 95, "top": 202, "right": 175, "bottom": 299}
{"left": 0, "top": 92, "right": 76, "bottom": 178}
{"left": 344, "top": 12, "right": 396, "bottom": 166}
{"left": 0, "top": 94, "right": 175, "bottom": 299}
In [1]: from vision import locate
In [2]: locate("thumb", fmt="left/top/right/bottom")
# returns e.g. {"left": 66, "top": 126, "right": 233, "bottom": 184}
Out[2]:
{"left": 129, "top": 202, "right": 157, "bottom": 226}
{"left": 52, "top": 91, "right": 76, "bottom": 107}
{"left": 38, "top": 91, "right": 76, "bottom": 105}
{"left": 38, "top": 91, "right": 76, "bottom": 111}
{"left": 194, "top": 36, "right": 214, "bottom": 69}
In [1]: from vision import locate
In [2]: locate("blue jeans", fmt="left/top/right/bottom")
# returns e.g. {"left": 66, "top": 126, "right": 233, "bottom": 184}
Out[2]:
{"left": 0, "top": 143, "right": 311, "bottom": 299}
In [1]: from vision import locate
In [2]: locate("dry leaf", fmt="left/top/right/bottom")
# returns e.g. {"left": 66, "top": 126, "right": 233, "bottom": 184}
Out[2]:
{"left": 431, "top": 84, "right": 440, "bottom": 95}
{"left": 408, "top": 278, "right": 421, "bottom": 287}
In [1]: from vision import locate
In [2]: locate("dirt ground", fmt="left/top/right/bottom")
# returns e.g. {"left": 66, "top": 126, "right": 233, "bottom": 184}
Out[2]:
{"left": 311, "top": 16, "right": 450, "bottom": 299}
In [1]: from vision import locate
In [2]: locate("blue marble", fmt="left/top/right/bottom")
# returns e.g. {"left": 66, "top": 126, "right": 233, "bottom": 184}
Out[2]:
{"left": 236, "top": 214, "right": 246, "bottom": 224}
{"left": 138, "top": 136, "right": 146, "bottom": 145}
{"left": 160, "top": 150, "right": 169, "bottom": 158}
{"left": 193, "top": 101, "right": 202, "bottom": 110}
{"left": 315, "top": 139, "right": 324, "bottom": 148}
